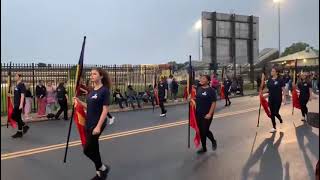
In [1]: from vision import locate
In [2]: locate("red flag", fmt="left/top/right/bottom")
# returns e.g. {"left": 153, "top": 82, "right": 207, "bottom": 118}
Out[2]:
{"left": 74, "top": 99, "right": 87, "bottom": 146}
{"left": 190, "top": 87, "right": 200, "bottom": 148}
{"left": 7, "top": 96, "right": 17, "bottom": 128}
{"left": 220, "top": 85, "right": 225, "bottom": 99}
{"left": 292, "top": 86, "right": 301, "bottom": 109}
{"left": 259, "top": 90, "right": 271, "bottom": 118}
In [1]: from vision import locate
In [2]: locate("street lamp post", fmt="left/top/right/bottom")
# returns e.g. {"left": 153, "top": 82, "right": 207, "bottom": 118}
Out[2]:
{"left": 274, "top": 0, "right": 281, "bottom": 57}
{"left": 194, "top": 19, "right": 202, "bottom": 61}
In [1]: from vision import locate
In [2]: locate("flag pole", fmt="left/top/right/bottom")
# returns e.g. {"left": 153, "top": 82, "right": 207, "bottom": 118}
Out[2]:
{"left": 292, "top": 59, "right": 298, "bottom": 115}
{"left": 7, "top": 62, "right": 12, "bottom": 128}
{"left": 63, "top": 36, "right": 86, "bottom": 163}
{"left": 188, "top": 55, "right": 192, "bottom": 148}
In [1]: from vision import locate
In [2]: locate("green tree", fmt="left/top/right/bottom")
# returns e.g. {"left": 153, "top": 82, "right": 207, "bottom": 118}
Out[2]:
{"left": 281, "top": 42, "right": 312, "bottom": 57}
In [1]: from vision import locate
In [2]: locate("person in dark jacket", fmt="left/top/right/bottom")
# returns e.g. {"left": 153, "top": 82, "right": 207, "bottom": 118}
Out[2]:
{"left": 296, "top": 72, "right": 313, "bottom": 121}
{"left": 171, "top": 78, "right": 179, "bottom": 102}
{"left": 224, "top": 76, "right": 232, "bottom": 106}
{"left": 158, "top": 76, "right": 168, "bottom": 117}
{"left": 36, "top": 80, "right": 47, "bottom": 117}
{"left": 55, "top": 82, "right": 68, "bottom": 120}
{"left": 113, "top": 88, "right": 128, "bottom": 109}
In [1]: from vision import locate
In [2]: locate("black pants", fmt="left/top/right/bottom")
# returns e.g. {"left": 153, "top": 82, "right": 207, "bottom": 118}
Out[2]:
{"left": 107, "top": 112, "right": 113, "bottom": 119}
{"left": 12, "top": 107, "right": 25, "bottom": 131}
{"left": 116, "top": 98, "right": 128, "bottom": 108}
{"left": 83, "top": 124, "right": 106, "bottom": 171}
{"left": 225, "top": 91, "right": 231, "bottom": 105}
{"left": 268, "top": 101, "right": 283, "bottom": 129}
{"left": 55, "top": 99, "right": 68, "bottom": 120}
{"left": 299, "top": 96, "right": 309, "bottom": 118}
{"left": 196, "top": 114, "right": 216, "bottom": 150}
{"left": 159, "top": 98, "right": 166, "bottom": 114}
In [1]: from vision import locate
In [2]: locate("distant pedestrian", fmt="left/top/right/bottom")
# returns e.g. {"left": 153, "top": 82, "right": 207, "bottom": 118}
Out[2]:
{"left": 36, "top": 80, "right": 47, "bottom": 118}
{"left": 296, "top": 72, "right": 313, "bottom": 121}
{"left": 24, "top": 84, "right": 33, "bottom": 121}
{"left": 55, "top": 81, "right": 68, "bottom": 120}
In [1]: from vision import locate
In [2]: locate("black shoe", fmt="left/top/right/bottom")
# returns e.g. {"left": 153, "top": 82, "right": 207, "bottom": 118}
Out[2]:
{"left": 228, "top": 102, "right": 231, "bottom": 106}
{"left": 100, "top": 165, "right": 110, "bottom": 179}
{"left": 23, "top": 125, "right": 30, "bottom": 134}
{"left": 212, "top": 140, "right": 217, "bottom": 151}
{"left": 12, "top": 132, "right": 23, "bottom": 138}
{"left": 225, "top": 104, "right": 228, "bottom": 107}
{"left": 197, "top": 148, "right": 207, "bottom": 154}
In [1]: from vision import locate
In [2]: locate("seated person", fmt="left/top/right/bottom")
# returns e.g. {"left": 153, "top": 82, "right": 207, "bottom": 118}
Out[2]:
{"left": 113, "top": 88, "right": 128, "bottom": 109}
{"left": 126, "top": 85, "right": 142, "bottom": 109}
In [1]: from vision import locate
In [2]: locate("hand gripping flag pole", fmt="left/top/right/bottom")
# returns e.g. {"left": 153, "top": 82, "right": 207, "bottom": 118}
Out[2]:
{"left": 63, "top": 36, "right": 86, "bottom": 163}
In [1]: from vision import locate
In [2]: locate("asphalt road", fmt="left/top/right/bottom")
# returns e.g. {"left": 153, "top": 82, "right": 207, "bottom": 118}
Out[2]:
{"left": 1, "top": 96, "right": 319, "bottom": 180}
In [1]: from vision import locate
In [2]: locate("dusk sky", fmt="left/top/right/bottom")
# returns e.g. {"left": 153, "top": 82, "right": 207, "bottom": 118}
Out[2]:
{"left": 1, "top": 0, "right": 319, "bottom": 65}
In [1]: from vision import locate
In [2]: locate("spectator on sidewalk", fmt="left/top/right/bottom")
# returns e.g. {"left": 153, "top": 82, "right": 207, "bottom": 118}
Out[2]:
{"left": 46, "top": 80, "right": 56, "bottom": 119}
{"left": 36, "top": 80, "right": 47, "bottom": 118}
{"left": 171, "top": 78, "right": 179, "bottom": 102}
{"left": 210, "top": 73, "right": 219, "bottom": 97}
{"left": 55, "top": 81, "right": 68, "bottom": 120}
{"left": 113, "top": 88, "right": 128, "bottom": 109}
{"left": 24, "top": 83, "right": 33, "bottom": 121}
{"left": 167, "top": 75, "right": 173, "bottom": 100}
{"left": 237, "top": 75, "right": 244, "bottom": 96}
{"left": 126, "top": 85, "right": 141, "bottom": 109}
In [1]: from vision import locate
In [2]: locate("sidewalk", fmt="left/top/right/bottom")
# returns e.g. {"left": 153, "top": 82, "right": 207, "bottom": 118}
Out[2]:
{"left": 1, "top": 90, "right": 259, "bottom": 126}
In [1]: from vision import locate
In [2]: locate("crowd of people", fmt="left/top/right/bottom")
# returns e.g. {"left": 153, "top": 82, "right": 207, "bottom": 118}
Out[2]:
{"left": 7, "top": 66, "right": 319, "bottom": 179}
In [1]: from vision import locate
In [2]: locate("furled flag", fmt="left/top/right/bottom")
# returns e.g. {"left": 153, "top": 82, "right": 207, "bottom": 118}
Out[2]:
{"left": 292, "top": 59, "right": 301, "bottom": 110}
{"left": 74, "top": 99, "right": 87, "bottom": 146}
{"left": 7, "top": 63, "right": 17, "bottom": 128}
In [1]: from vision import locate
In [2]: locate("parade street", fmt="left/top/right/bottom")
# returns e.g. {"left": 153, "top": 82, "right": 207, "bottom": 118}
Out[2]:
{"left": 1, "top": 96, "right": 319, "bottom": 180}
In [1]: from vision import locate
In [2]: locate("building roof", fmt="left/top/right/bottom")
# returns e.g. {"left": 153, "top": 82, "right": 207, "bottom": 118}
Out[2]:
{"left": 270, "top": 48, "right": 319, "bottom": 63}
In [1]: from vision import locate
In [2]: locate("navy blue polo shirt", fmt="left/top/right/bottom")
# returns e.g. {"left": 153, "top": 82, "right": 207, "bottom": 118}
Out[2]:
{"left": 298, "top": 80, "right": 312, "bottom": 99}
{"left": 86, "top": 86, "right": 110, "bottom": 129}
{"left": 14, "top": 82, "right": 26, "bottom": 108}
{"left": 158, "top": 82, "right": 168, "bottom": 99}
{"left": 223, "top": 79, "right": 232, "bottom": 93}
{"left": 266, "top": 77, "right": 285, "bottom": 102}
{"left": 195, "top": 86, "right": 217, "bottom": 117}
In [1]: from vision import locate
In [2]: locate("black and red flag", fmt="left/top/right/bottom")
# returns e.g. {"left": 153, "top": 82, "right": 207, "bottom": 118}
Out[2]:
{"left": 187, "top": 56, "right": 200, "bottom": 148}
{"left": 64, "top": 36, "right": 86, "bottom": 162}
{"left": 292, "top": 59, "right": 301, "bottom": 114}
{"left": 220, "top": 66, "right": 225, "bottom": 100}
{"left": 257, "top": 66, "right": 271, "bottom": 127}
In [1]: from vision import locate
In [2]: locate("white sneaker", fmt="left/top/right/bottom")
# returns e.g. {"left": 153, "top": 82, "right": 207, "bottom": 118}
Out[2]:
{"left": 160, "top": 114, "right": 166, "bottom": 117}
{"left": 270, "top": 128, "right": 277, "bottom": 133}
{"left": 109, "top": 116, "right": 115, "bottom": 125}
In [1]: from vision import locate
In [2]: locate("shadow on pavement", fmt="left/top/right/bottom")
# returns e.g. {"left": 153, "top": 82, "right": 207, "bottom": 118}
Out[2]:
{"left": 295, "top": 121, "right": 319, "bottom": 179}
{"left": 241, "top": 132, "right": 287, "bottom": 180}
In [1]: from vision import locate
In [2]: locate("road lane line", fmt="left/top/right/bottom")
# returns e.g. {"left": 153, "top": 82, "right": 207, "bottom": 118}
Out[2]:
{"left": 1, "top": 107, "right": 258, "bottom": 160}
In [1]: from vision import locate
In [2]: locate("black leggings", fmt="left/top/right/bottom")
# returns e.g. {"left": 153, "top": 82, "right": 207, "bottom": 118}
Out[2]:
{"left": 299, "top": 96, "right": 309, "bottom": 118}
{"left": 159, "top": 98, "right": 166, "bottom": 114}
{"left": 55, "top": 99, "right": 68, "bottom": 120}
{"left": 12, "top": 107, "right": 25, "bottom": 131}
{"left": 196, "top": 114, "right": 216, "bottom": 150}
{"left": 83, "top": 124, "right": 106, "bottom": 171}
{"left": 107, "top": 112, "right": 113, "bottom": 119}
{"left": 225, "top": 91, "right": 231, "bottom": 105}
{"left": 268, "top": 101, "right": 283, "bottom": 129}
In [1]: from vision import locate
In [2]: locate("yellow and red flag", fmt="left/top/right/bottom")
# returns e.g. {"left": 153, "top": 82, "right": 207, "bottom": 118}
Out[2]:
{"left": 74, "top": 99, "right": 87, "bottom": 146}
